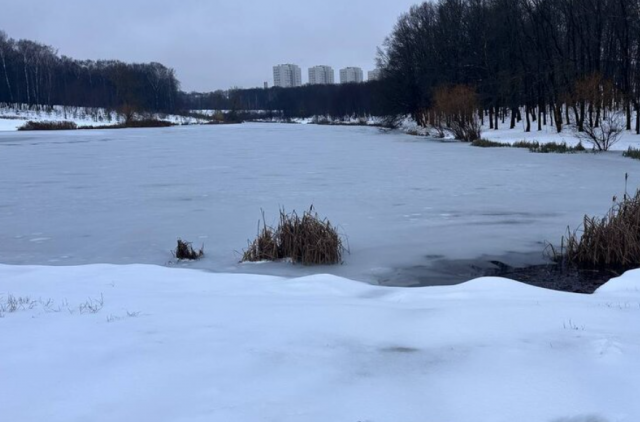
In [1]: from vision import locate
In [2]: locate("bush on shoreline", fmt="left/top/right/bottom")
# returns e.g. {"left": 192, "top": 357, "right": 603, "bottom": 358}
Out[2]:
{"left": 79, "top": 119, "right": 175, "bottom": 129}
{"left": 18, "top": 121, "right": 78, "bottom": 131}
{"left": 18, "top": 119, "right": 175, "bottom": 131}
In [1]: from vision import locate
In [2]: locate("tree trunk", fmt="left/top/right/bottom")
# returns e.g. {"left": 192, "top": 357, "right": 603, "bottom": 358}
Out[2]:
{"left": 537, "top": 106, "right": 542, "bottom": 131}
{"left": 23, "top": 54, "right": 30, "bottom": 105}
{"left": 553, "top": 104, "right": 562, "bottom": 133}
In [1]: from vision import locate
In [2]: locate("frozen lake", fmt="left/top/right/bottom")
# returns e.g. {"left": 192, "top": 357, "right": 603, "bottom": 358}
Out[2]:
{"left": 1, "top": 123, "right": 639, "bottom": 285}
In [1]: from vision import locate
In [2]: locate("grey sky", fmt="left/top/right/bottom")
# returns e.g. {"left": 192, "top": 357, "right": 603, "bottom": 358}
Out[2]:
{"left": 0, "top": 0, "right": 417, "bottom": 91}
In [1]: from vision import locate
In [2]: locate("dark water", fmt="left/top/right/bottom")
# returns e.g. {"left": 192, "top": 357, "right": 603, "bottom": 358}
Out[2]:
{"left": 378, "top": 251, "right": 617, "bottom": 294}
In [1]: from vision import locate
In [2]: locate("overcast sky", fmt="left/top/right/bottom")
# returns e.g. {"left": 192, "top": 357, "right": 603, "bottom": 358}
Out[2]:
{"left": 0, "top": 0, "right": 417, "bottom": 92}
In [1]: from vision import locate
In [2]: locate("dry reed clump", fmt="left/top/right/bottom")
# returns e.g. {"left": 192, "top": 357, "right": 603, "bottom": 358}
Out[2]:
{"left": 512, "top": 140, "right": 586, "bottom": 153}
{"left": 623, "top": 147, "right": 640, "bottom": 160}
{"left": 551, "top": 187, "right": 640, "bottom": 272}
{"left": 173, "top": 239, "right": 204, "bottom": 260}
{"left": 18, "top": 121, "right": 78, "bottom": 131}
{"left": 242, "top": 207, "right": 344, "bottom": 266}
{"left": 470, "top": 139, "right": 509, "bottom": 148}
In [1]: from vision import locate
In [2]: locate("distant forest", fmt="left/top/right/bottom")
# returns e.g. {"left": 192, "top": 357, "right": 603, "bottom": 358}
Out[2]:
{"left": 3, "top": 0, "right": 640, "bottom": 133}
{"left": 180, "top": 83, "right": 387, "bottom": 118}
{"left": 0, "top": 31, "right": 180, "bottom": 113}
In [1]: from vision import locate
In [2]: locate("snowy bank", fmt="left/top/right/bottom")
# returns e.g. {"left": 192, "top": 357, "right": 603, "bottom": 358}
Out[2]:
{"left": 1, "top": 264, "right": 639, "bottom": 422}
{"left": 398, "top": 113, "right": 640, "bottom": 152}
{"left": 0, "top": 104, "right": 207, "bottom": 131}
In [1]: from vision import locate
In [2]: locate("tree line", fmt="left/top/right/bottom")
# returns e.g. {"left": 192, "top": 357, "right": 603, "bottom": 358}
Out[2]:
{"left": 181, "top": 82, "right": 387, "bottom": 119}
{"left": 377, "top": 0, "right": 640, "bottom": 135}
{"left": 0, "top": 30, "right": 180, "bottom": 113}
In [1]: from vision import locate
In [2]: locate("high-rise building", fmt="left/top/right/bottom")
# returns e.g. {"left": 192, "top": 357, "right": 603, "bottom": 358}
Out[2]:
{"left": 273, "top": 64, "right": 302, "bottom": 88}
{"left": 368, "top": 69, "right": 381, "bottom": 81}
{"left": 339, "top": 67, "right": 364, "bottom": 84}
{"left": 308, "top": 65, "right": 335, "bottom": 85}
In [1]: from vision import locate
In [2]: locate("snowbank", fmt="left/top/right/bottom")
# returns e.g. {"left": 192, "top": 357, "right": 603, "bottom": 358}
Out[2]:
{"left": 1, "top": 264, "right": 639, "bottom": 422}
{"left": 0, "top": 104, "right": 208, "bottom": 131}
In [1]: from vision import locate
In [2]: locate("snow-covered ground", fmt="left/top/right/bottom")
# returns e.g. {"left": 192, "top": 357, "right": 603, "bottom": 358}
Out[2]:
{"left": 2, "top": 123, "right": 640, "bottom": 284}
{"left": 398, "top": 112, "right": 640, "bottom": 152}
{"left": 480, "top": 121, "right": 640, "bottom": 152}
{"left": 0, "top": 104, "right": 207, "bottom": 131}
{"left": 1, "top": 263, "right": 639, "bottom": 422}
{"left": 289, "top": 115, "right": 384, "bottom": 126}
{"left": 190, "top": 109, "right": 278, "bottom": 116}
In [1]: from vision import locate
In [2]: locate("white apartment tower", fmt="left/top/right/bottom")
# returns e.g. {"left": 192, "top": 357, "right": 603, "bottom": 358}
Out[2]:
{"left": 273, "top": 64, "right": 302, "bottom": 88}
{"left": 308, "top": 65, "right": 335, "bottom": 85}
{"left": 340, "top": 67, "right": 364, "bottom": 83}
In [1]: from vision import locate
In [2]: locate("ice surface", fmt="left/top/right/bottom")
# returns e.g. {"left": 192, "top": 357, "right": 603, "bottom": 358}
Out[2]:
{"left": 1, "top": 264, "right": 639, "bottom": 422}
{"left": 1, "top": 123, "right": 640, "bottom": 284}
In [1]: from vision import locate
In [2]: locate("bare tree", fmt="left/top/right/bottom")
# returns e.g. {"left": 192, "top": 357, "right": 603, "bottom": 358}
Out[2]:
{"left": 574, "top": 111, "right": 624, "bottom": 151}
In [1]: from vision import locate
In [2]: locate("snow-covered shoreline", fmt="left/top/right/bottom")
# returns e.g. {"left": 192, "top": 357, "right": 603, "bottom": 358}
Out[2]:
{"left": 1, "top": 263, "right": 639, "bottom": 422}
{"left": 3, "top": 104, "right": 640, "bottom": 152}
{"left": 0, "top": 104, "right": 208, "bottom": 131}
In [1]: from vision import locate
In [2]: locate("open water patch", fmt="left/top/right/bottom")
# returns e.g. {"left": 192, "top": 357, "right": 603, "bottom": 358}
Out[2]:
{"left": 379, "top": 251, "right": 616, "bottom": 293}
